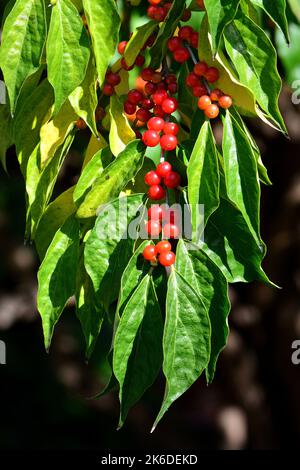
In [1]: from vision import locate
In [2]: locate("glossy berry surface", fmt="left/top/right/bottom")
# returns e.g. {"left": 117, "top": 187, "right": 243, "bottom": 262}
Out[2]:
{"left": 160, "top": 134, "right": 178, "bottom": 151}
{"left": 147, "top": 117, "right": 165, "bottom": 132}
{"left": 173, "top": 47, "right": 190, "bottom": 63}
{"left": 148, "top": 185, "right": 166, "bottom": 200}
{"left": 144, "top": 171, "right": 161, "bottom": 186}
{"left": 142, "top": 130, "right": 160, "bottom": 147}
{"left": 145, "top": 220, "right": 162, "bottom": 237}
{"left": 162, "top": 97, "right": 178, "bottom": 114}
{"left": 164, "top": 171, "right": 181, "bottom": 189}
{"left": 204, "top": 104, "right": 220, "bottom": 119}
{"left": 143, "top": 245, "right": 157, "bottom": 261}
{"left": 156, "top": 161, "right": 172, "bottom": 177}
{"left": 219, "top": 95, "right": 233, "bottom": 109}
{"left": 155, "top": 240, "right": 172, "bottom": 254}
{"left": 159, "top": 251, "right": 176, "bottom": 266}
{"left": 198, "top": 95, "right": 211, "bottom": 110}
{"left": 163, "top": 122, "right": 179, "bottom": 135}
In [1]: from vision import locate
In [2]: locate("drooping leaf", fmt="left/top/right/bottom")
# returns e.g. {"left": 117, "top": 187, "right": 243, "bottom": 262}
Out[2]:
{"left": 250, "top": 0, "right": 289, "bottom": 43}
{"left": 83, "top": 134, "right": 108, "bottom": 168}
{"left": 224, "top": 10, "right": 286, "bottom": 132}
{"left": 84, "top": 194, "right": 145, "bottom": 311}
{"left": 47, "top": 0, "right": 90, "bottom": 114}
{"left": 204, "top": 0, "right": 240, "bottom": 53}
{"left": 82, "top": 0, "right": 120, "bottom": 87}
{"left": 114, "top": 274, "right": 163, "bottom": 428}
{"left": 153, "top": 270, "right": 211, "bottom": 431}
{"left": 37, "top": 215, "right": 80, "bottom": 350}
{"left": 124, "top": 20, "right": 158, "bottom": 67}
{"left": 187, "top": 120, "right": 219, "bottom": 241}
{"left": 276, "top": 22, "right": 300, "bottom": 86}
{"left": 77, "top": 140, "right": 145, "bottom": 219}
{"left": 0, "top": 0, "right": 46, "bottom": 111}
{"left": 109, "top": 94, "right": 136, "bottom": 157}
{"left": 176, "top": 240, "right": 230, "bottom": 383}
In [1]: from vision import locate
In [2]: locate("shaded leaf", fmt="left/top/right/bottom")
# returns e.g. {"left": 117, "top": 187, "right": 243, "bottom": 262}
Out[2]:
{"left": 204, "top": 0, "right": 240, "bottom": 53}
{"left": 251, "top": 0, "right": 289, "bottom": 43}
{"left": 124, "top": 20, "right": 157, "bottom": 67}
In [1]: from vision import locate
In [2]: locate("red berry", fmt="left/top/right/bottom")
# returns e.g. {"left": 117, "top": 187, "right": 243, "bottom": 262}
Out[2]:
{"left": 164, "top": 171, "right": 181, "bottom": 189}
{"left": 204, "top": 104, "right": 220, "bottom": 119}
{"left": 186, "top": 72, "right": 200, "bottom": 88}
{"left": 198, "top": 95, "right": 212, "bottom": 110}
{"left": 148, "top": 185, "right": 166, "bottom": 200}
{"left": 145, "top": 220, "right": 162, "bottom": 237}
{"left": 156, "top": 161, "right": 172, "bottom": 177}
{"left": 159, "top": 251, "right": 176, "bottom": 266}
{"left": 135, "top": 54, "right": 145, "bottom": 67}
{"left": 147, "top": 117, "right": 165, "bottom": 132}
{"left": 168, "top": 82, "right": 178, "bottom": 94}
{"left": 151, "top": 72, "right": 163, "bottom": 84}
{"left": 144, "top": 170, "right": 161, "bottom": 186}
{"left": 178, "top": 26, "right": 193, "bottom": 41}
{"left": 166, "top": 74, "right": 177, "bottom": 84}
{"left": 148, "top": 0, "right": 161, "bottom": 5}
{"left": 142, "top": 130, "right": 160, "bottom": 147}
{"left": 160, "top": 134, "right": 178, "bottom": 151}
{"left": 163, "top": 223, "right": 180, "bottom": 239}
{"left": 167, "top": 37, "right": 183, "bottom": 52}
{"left": 146, "top": 33, "right": 156, "bottom": 47}
{"left": 156, "top": 81, "right": 167, "bottom": 90}
{"left": 219, "top": 95, "right": 232, "bottom": 109}
{"left": 148, "top": 205, "right": 164, "bottom": 221}
{"left": 181, "top": 8, "right": 192, "bottom": 22}
{"left": 210, "top": 88, "right": 224, "bottom": 101}
{"left": 173, "top": 47, "right": 190, "bottom": 63}
{"left": 121, "top": 57, "right": 134, "bottom": 71}
{"left": 118, "top": 41, "right": 127, "bottom": 55}
{"left": 141, "top": 98, "right": 154, "bottom": 110}
{"left": 205, "top": 67, "right": 220, "bottom": 83}
{"left": 143, "top": 245, "right": 157, "bottom": 261}
{"left": 136, "top": 108, "right": 151, "bottom": 122}
{"left": 163, "top": 122, "right": 179, "bottom": 135}
{"left": 192, "top": 84, "right": 207, "bottom": 97}
{"left": 106, "top": 71, "right": 121, "bottom": 86}
{"left": 95, "top": 106, "right": 106, "bottom": 121}
{"left": 76, "top": 118, "right": 87, "bottom": 130}
{"left": 127, "top": 89, "right": 143, "bottom": 105}
{"left": 103, "top": 83, "right": 114, "bottom": 96}
{"left": 153, "top": 89, "right": 168, "bottom": 105}
{"left": 190, "top": 32, "right": 199, "bottom": 49}
{"left": 153, "top": 105, "right": 165, "bottom": 117}
{"left": 194, "top": 61, "right": 208, "bottom": 77}
{"left": 162, "top": 97, "right": 178, "bottom": 114}
{"left": 155, "top": 240, "right": 172, "bottom": 254}
{"left": 141, "top": 68, "right": 155, "bottom": 82}
{"left": 145, "top": 82, "right": 157, "bottom": 96}
{"left": 124, "top": 100, "right": 136, "bottom": 115}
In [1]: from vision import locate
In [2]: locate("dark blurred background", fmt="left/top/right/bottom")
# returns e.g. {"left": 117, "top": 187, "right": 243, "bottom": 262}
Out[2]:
{"left": 1, "top": 1, "right": 300, "bottom": 451}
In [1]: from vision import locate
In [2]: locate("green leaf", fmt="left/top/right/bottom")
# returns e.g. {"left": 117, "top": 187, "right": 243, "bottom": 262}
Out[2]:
{"left": 0, "top": 104, "right": 13, "bottom": 170}
{"left": 109, "top": 95, "right": 136, "bottom": 157}
{"left": 204, "top": 0, "right": 240, "bottom": 53}
{"left": 84, "top": 194, "right": 145, "bottom": 311}
{"left": 37, "top": 215, "right": 80, "bottom": 350}
{"left": 77, "top": 140, "right": 145, "bottom": 219}
{"left": 187, "top": 121, "right": 219, "bottom": 241}
{"left": 82, "top": 0, "right": 120, "bottom": 87}
{"left": 153, "top": 270, "right": 211, "bottom": 431}
{"left": 250, "top": 0, "right": 289, "bottom": 43}
{"left": 276, "top": 22, "right": 300, "bottom": 86}
{"left": 200, "top": 197, "right": 269, "bottom": 283}
{"left": 222, "top": 110, "right": 261, "bottom": 244}
{"left": 114, "top": 275, "right": 163, "bottom": 428}
{"left": 47, "top": 0, "right": 90, "bottom": 114}
{"left": 124, "top": 20, "right": 157, "bottom": 67}
{"left": 73, "top": 147, "right": 113, "bottom": 206}
{"left": 76, "top": 248, "right": 105, "bottom": 359}
{"left": 69, "top": 56, "right": 98, "bottom": 136}
{"left": 35, "top": 186, "right": 76, "bottom": 260}
{"left": 0, "top": 0, "right": 46, "bottom": 111}
{"left": 150, "top": 0, "right": 186, "bottom": 69}
{"left": 126, "top": 157, "right": 156, "bottom": 194}
{"left": 175, "top": 240, "right": 230, "bottom": 383}
{"left": 288, "top": 0, "right": 300, "bottom": 22}
{"left": 224, "top": 11, "right": 286, "bottom": 133}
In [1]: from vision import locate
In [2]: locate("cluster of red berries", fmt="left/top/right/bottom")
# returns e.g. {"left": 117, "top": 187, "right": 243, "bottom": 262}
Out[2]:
{"left": 167, "top": 26, "right": 199, "bottom": 63}
{"left": 143, "top": 240, "right": 176, "bottom": 267}
{"left": 142, "top": 114, "right": 179, "bottom": 151}
{"left": 198, "top": 90, "right": 232, "bottom": 119}
{"left": 147, "top": 0, "right": 191, "bottom": 23}
{"left": 145, "top": 161, "right": 181, "bottom": 200}
{"left": 185, "top": 61, "right": 219, "bottom": 99}
{"left": 103, "top": 70, "right": 121, "bottom": 96}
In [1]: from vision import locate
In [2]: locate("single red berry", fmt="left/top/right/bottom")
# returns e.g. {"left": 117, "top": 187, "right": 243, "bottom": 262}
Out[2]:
{"left": 147, "top": 5, "right": 157, "bottom": 19}
{"left": 143, "top": 245, "right": 157, "bottom": 261}
{"left": 153, "top": 105, "right": 165, "bottom": 117}
{"left": 219, "top": 95, "right": 233, "bottom": 109}
{"left": 192, "top": 84, "right": 207, "bottom": 97}
{"left": 205, "top": 67, "right": 220, "bottom": 83}
{"left": 76, "top": 118, "right": 87, "bottom": 130}
{"left": 145, "top": 81, "right": 157, "bottom": 96}
{"left": 162, "top": 97, "right": 178, "bottom": 114}
{"left": 204, "top": 103, "right": 220, "bottom": 119}
{"left": 167, "top": 37, "right": 183, "bottom": 52}
{"left": 121, "top": 58, "right": 134, "bottom": 71}
{"left": 141, "top": 67, "right": 155, "bottom": 82}
{"left": 106, "top": 71, "right": 121, "bottom": 86}
{"left": 166, "top": 74, "right": 177, "bottom": 84}
{"left": 145, "top": 170, "right": 161, "bottom": 186}
{"left": 190, "top": 31, "right": 199, "bottom": 49}
{"left": 163, "top": 223, "right": 180, "bottom": 239}
{"left": 178, "top": 26, "right": 193, "bottom": 41}
{"left": 155, "top": 240, "right": 172, "bottom": 254}
{"left": 173, "top": 47, "right": 190, "bottom": 63}
{"left": 156, "top": 81, "right": 167, "bottom": 90}
{"left": 151, "top": 72, "right": 163, "bottom": 84}
{"left": 127, "top": 89, "right": 143, "bottom": 105}
{"left": 164, "top": 171, "right": 181, "bottom": 189}
{"left": 153, "top": 89, "right": 168, "bottom": 105}
{"left": 159, "top": 251, "right": 176, "bottom": 266}
{"left": 198, "top": 95, "right": 212, "bottom": 110}
{"left": 163, "top": 122, "right": 179, "bottom": 135}
{"left": 160, "top": 134, "right": 178, "bottom": 151}
{"left": 146, "top": 33, "right": 156, "bottom": 47}
{"left": 135, "top": 54, "right": 145, "bottom": 67}
{"left": 152, "top": 6, "right": 167, "bottom": 22}
{"left": 95, "top": 106, "right": 106, "bottom": 121}
{"left": 141, "top": 98, "right": 154, "bottom": 110}
{"left": 145, "top": 220, "right": 162, "bottom": 237}
{"left": 148, "top": 205, "right": 164, "bottom": 221}
{"left": 118, "top": 41, "right": 127, "bottom": 55}
{"left": 136, "top": 108, "right": 152, "bottom": 122}
{"left": 210, "top": 88, "right": 224, "bottom": 101}
{"left": 194, "top": 61, "right": 208, "bottom": 77}
{"left": 142, "top": 130, "right": 160, "bottom": 147}
{"left": 124, "top": 100, "right": 136, "bottom": 115}
{"left": 148, "top": 185, "right": 166, "bottom": 200}
{"left": 186, "top": 72, "right": 200, "bottom": 88}
{"left": 156, "top": 161, "right": 172, "bottom": 177}
{"left": 168, "top": 82, "right": 178, "bottom": 94}
{"left": 181, "top": 8, "right": 192, "bottom": 22}
{"left": 147, "top": 116, "right": 165, "bottom": 132}
{"left": 103, "top": 83, "right": 115, "bottom": 96}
